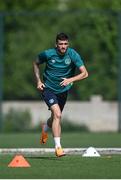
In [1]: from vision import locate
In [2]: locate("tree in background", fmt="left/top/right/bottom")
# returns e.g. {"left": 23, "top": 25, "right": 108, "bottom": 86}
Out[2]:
{"left": 0, "top": 0, "right": 120, "bottom": 100}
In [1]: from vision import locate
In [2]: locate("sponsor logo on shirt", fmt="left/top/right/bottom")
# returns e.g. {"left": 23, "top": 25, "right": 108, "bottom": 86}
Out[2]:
{"left": 51, "top": 59, "right": 56, "bottom": 63}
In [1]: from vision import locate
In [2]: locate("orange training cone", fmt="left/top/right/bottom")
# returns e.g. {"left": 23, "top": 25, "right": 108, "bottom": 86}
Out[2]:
{"left": 8, "top": 155, "right": 31, "bottom": 167}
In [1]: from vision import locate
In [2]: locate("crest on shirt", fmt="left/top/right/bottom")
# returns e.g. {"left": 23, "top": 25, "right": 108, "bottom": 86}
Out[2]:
{"left": 65, "top": 58, "right": 71, "bottom": 65}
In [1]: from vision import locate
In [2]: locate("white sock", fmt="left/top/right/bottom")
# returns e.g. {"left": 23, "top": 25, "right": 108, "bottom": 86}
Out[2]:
{"left": 54, "top": 137, "right": 61, "bottom": 148}
{"left": 43, "top": 123, "right": 49, "bottom": 132}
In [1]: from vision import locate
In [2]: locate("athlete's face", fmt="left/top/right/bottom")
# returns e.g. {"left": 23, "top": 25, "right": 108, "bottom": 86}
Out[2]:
{"left": 56, "top": 40, "right": 69, "bottom": 55}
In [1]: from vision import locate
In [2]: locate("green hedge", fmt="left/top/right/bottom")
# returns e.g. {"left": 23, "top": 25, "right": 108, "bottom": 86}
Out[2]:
{"left": 2, "top": 108, "right": 32, "bottom": 132}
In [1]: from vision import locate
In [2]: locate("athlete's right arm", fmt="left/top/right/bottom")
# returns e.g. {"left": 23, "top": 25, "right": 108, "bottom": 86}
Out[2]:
{"left": 33, "top": 60, "right": 45, "bottom": 91}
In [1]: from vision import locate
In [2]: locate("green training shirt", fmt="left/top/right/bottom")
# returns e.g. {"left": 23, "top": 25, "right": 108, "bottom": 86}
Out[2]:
{"left": 37, "top": 47, "right": 84, "bottom": 94}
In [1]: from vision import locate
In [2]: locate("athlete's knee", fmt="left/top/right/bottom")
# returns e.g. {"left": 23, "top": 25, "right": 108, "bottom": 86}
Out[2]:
{"left": 53, "top": 111, "right": 62, "bottom": 120}
{"left": 51, "top": 104, "right": 62, "bottom": 120}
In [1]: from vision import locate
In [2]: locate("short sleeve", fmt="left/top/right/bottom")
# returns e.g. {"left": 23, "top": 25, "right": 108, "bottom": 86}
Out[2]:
{"left": 71, "top": 49, "right": 84, "bottom": 68}
{"left": 36, "top": 51, "right": 47, "bottom": 64}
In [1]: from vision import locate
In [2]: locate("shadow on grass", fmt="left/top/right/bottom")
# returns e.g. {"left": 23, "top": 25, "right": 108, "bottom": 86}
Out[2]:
{"left": 27, "top": 156, "right": 64, "bottom": 160}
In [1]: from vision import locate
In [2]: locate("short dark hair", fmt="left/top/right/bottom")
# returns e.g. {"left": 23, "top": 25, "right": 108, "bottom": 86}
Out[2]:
{"left": 56, "top": 32, "right": 69, "bottom": 43}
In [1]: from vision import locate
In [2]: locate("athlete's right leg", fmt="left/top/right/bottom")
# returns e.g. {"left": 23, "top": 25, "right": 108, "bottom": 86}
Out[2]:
{"left": 40, "top": 88, "right": 54, "bottom": 144}
{"left": 40, "top": 123, "right": 49, "bottom": 144}
{"left": 40, "top": 116, "right": 52, "bottom": 144}
{"left": 47, "top": 116, "right": 53, "bottom": 128}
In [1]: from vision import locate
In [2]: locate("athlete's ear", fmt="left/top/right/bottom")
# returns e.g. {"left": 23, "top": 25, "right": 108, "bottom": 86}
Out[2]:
{"left": 55, "top": 43, "right": 57, "bottom": 48}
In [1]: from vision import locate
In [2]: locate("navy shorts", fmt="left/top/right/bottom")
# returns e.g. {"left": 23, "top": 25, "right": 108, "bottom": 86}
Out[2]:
{"left": 41, "top": 88, "right": 68, "bottom": 112}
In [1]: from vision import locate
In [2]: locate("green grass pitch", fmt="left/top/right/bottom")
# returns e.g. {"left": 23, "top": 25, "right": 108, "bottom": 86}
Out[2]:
{"left": 1, "top": 154, "right": 121, "bottom": 178}
{"left": 0, "top": 132, "right": 121, "bottom": 178}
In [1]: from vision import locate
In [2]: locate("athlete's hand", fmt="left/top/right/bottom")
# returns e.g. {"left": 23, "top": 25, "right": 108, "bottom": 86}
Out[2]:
{"left": 60, "top": 78, "right": 73, "bottom": 86}
{"left": 37, "top": 81, "right": 45, "bottom": 91}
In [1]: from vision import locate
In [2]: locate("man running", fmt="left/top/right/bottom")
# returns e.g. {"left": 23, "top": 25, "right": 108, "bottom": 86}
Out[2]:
{"left": 33, "top": 32, "right": 88, "bottom": 157}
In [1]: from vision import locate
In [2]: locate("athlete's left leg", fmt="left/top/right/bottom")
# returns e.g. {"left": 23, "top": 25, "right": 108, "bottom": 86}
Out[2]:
{"left": 45, "top": 90, "right": 68, "bottom": 132}
{"left": 50, "top": 103, "right": 65, "bottom": 157}
{"left": 40, "top": 89, "right": 68, "bottom": 157}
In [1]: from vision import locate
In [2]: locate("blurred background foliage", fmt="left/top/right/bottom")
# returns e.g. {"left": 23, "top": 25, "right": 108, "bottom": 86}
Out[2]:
{"left": 0, "top": 0, "right": 121, "bottom": 100}
{"left": 2, "top": 108, "right": 88, "bottom": 133}
{"left": 2, "top": 108, "right": 32, "bottom": 132}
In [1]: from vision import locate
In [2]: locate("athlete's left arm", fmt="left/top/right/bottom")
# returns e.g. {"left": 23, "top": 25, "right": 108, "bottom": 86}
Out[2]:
{"left": 60, "top": 65, "right": 88, "bottom": 86}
